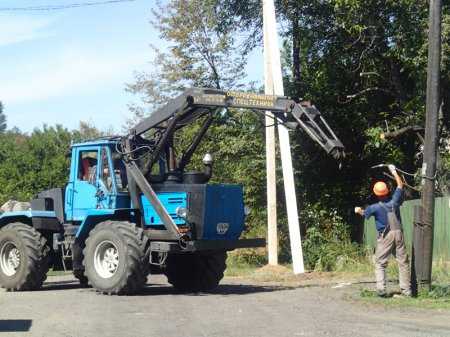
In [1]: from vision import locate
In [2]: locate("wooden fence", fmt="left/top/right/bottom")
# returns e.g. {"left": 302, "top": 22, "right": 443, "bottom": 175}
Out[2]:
{"left": 364, "top": 197, "right": 450, "bottom": 260}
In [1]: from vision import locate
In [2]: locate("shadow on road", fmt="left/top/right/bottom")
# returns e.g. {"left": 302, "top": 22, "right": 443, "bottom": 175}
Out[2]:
{"left": 135, "top": 283, "right": 295, "bottom": 297}
{"left": 39, "top": 279, "right": 296, "bottom": 296}
{"left": 0, "top": 320, "right": 32, "bottom": 332}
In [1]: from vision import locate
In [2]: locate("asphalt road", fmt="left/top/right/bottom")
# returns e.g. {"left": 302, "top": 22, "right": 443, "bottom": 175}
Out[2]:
{"left": 1, "top": 275, "right": 450, "bottom": 337}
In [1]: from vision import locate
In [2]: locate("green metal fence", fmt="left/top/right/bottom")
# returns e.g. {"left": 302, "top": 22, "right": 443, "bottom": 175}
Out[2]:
{"left": 364, "top": 197, "right": 450, "bottom": 260}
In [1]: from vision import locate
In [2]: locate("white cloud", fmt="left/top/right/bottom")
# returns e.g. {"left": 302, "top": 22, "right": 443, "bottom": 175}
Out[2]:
{"left": 0, "top": 47, "right": 150, "bottom": 104}
{"left": 0, "top": 15, "right": 54, "bottom": 47}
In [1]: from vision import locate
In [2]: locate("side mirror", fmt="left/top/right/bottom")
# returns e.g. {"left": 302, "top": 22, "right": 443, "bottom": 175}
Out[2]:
{"left": 202, "top": 153, "right": 213, "bottom": 166}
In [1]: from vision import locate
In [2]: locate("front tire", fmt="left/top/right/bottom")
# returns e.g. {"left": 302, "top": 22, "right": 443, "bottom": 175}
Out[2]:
{"left": 0, "top": 223, "right": 50, "bottom": 291}
{"left": 83, "top": 221, "right": 148, "bottom": 295}
{"left": 165, "top": 251, "right": 227, "bottom": 292}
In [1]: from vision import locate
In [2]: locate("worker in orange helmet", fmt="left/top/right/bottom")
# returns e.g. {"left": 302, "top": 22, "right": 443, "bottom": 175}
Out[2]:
{"left": 354, "top": 165, "right": 411, "bottom": 297}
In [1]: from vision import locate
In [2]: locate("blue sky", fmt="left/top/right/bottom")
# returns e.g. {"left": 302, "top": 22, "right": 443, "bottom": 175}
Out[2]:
{"left": 0, "top": 0, "right": 263, "bottom": 133}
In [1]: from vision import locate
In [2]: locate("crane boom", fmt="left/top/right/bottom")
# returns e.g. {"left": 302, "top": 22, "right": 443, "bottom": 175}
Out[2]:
{"left": 121, "top": 88, "right": 345, "bottom": 244}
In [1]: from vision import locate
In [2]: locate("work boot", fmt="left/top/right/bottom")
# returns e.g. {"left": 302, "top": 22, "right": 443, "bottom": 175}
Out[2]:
{"left": 402, "top": 289, "right": 412, "bottom": 297}
{"left": 393, "top": 290, "right": 411, "bottom": 298}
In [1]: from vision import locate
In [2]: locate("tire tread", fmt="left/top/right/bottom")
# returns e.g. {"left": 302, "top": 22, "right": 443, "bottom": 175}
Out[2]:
{"left": 83, "top": 221, "right": 148, "bottom": 295}
{"left": 0, "top": 223, "right": 50, "bottom": 291}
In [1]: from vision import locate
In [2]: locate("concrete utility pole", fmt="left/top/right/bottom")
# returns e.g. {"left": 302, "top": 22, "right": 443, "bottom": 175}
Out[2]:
{"left": 263, "top": 0, "right": 305, "bottom": 273}
{"left": 263, "top": 18, "right": 278, "bottom": 266}
{"left": 412, "top": 0, "right": 442, "bottom": 292}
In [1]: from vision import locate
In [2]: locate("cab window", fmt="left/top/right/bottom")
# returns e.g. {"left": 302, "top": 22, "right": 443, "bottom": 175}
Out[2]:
{"left": 78, "top": 151, "right": 98, "bottom": 184}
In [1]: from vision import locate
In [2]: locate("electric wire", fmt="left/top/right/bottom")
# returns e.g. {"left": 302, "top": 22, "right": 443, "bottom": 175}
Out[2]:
{"left": 382, "top": 172, "right": 421, "bottom": 192}
{"left": 371, "top": 163, "right": 437, "bottom": 180}
{"left": 0, "top": 0, "right": 136, "bottom": 12}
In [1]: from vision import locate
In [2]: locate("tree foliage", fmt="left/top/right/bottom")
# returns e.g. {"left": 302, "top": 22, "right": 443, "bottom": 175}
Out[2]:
{"left": 0, "top": 123, "right": 105, "bottom": 205}
{"left": 126, "top": 0, "right": 247, "bottom": 126}
{"left": 127, "top": 0, "right": 450, "bottom": 256}
{"left": 223, "top": 0, "right": 450, "bottom": 215}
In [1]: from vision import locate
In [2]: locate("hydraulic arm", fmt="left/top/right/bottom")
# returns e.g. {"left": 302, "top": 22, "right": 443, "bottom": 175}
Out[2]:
{"left": 128, "top": 88, "right": 344, "bottom": 160}
{"left": 120, "top": 88, "right": 345, "bottom": 242}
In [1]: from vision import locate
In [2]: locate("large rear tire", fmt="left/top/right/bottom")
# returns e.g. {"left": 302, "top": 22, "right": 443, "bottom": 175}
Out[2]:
{"left": 83, "top": 221, "right": 148, "bottom": 295}
{"left": 165, "top": 251, "right": 227, "bottom": 292}
{"left": 0, "top": 223, "right": 50, "bottom": 291}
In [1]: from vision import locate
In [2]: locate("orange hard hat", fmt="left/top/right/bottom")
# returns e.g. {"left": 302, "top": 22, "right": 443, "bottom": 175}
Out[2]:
{"left": 373, "top": 181, "right": 389, "bottom": 197}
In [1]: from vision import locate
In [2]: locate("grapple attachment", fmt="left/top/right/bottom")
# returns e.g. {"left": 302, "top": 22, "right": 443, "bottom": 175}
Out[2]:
{"left": 289, "top": 102, "right": 345, "bottom": 160}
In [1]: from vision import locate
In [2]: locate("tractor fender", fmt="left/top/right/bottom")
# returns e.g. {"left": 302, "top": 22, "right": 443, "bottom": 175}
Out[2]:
{"left": 75, "top": 208, "right": 136, "bottom": 241}
{"left": 0, "top": 210, "right": 60, "bottom": 231}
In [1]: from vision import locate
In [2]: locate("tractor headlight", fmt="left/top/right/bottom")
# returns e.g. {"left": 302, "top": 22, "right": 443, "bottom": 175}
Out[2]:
{"left": 176, "top": 207, "right": 188, "bottom": 219}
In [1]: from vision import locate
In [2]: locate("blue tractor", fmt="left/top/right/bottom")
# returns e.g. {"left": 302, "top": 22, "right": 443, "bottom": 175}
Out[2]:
{"left": 0, "top": 88, "right": 344, "bottom": 295}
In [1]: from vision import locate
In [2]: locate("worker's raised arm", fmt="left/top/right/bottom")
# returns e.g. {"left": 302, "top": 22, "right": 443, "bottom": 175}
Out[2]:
{"left": 388, "top": 164, "right": 403, "bottom": 189}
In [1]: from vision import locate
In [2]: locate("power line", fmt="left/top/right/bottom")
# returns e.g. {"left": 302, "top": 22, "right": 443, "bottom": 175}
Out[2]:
{"left": 0, "top": 0, "right": 136, "bottom": 12}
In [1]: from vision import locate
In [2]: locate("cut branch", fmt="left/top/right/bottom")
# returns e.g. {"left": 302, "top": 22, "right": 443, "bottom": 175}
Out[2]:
{"left": 380, "top": 125, "right": 424, "bottom": 140}
{"left": 339, "top": 87, "right": 393, "bottom": 103}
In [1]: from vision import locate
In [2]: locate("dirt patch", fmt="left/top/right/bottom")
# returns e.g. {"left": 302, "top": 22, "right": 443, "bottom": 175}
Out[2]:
{"left": 229, "top": 264, "right": 373, "bottom": 288}
{"left": 254, "top": 264, "right": 291, "bottom": 275}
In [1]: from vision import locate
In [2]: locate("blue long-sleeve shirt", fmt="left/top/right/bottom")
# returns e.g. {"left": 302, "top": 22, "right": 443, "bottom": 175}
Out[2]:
{"left": 364, "top": 188, "right": 404, "bottom": 233}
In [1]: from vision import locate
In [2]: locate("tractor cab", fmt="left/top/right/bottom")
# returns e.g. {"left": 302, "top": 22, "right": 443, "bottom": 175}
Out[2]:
{"left": 65, "top": 139, "right": 129, "bottom": 222}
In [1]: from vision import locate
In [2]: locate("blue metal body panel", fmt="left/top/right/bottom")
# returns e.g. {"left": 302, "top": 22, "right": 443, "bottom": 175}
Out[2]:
{"left": 0, "top": 210, "right": 56, "bottom": 219}
{"left": 65, "top": 145, "right": 100, "bottom": 221}
{"left": 141, "top": 192, "right": 187, "bottom": 226}
{"left": 75, "top": 209, "right": 117, "bottom": 237}
{"left": 0, "top": 210, "right": 57, "bottom": 226}
{"left": 115, "top": 194, "right": 131, "bottom": 208}
{"left": 202, "top": 184, "right": 244, "bottom": 240}
{"left": 71, "top": 140, "right": 118, "bottom": 148}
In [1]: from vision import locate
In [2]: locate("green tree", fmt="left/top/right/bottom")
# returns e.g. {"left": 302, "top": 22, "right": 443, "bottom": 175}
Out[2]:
{"left": 72, "top": 121, "right": 106, "bottom": 142}
{"left": 126, "top": 0, "right": 247, "bottom": 124}
{"left": 0, "top": 126, "right": 72, "bottom": 203}
{"left": 128, "top": 0, "right": 450, "bottom": 263}
{"left": 221, "top": 0, "right": 449, "bottom": 235}
{"left": 0, "top": 122, "right": 105, "bottom": 205}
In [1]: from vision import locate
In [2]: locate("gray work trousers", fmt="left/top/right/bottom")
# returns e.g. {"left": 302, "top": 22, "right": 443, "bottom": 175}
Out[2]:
{"left": 375, "top": 229, "right": 411, "bottom": 293}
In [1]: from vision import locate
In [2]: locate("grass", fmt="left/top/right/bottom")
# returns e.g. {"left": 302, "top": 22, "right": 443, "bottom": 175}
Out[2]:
{"left": 225, "top": 253, "right": 450, "bottom": 310}
{"left": 47, "top": 269, "right": 71, "bottom": 277}
{"left": 224, "top": 261, "right": 258, "bottom": 277}
{"left": 358, "top": 286, "right": 450, "bottom": 310}
{"left": 354, "top": 260, "right": 450, "bottom": 310}
{"left": 330, "top": 257, "right": 450, "bottom": 311}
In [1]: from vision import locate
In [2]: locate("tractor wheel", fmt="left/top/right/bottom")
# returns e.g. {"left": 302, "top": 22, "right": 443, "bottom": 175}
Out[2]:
{"left": 165, "top": 251, "right": 227, "bottom": 292}
{"left": 83, "top": 221, "right": 148, "bottom": 295}
{"left": 0, "top": 223, "right": 50, "bottom": 291}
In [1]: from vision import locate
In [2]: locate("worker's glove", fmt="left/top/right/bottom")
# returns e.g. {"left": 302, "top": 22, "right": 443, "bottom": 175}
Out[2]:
{"left": 388, "top": 164, "right": 397, "bottom": 175}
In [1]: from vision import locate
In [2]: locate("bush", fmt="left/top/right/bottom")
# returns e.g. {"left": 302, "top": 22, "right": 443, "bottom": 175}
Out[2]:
{"left": 230, "top": 202, "right": 364, "bottom": 271}
{"left": 301, "top": 203, "right": 364, "bottom": 271}
{"left": 229, "top": 212, "right": 268, "bottom": 266}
